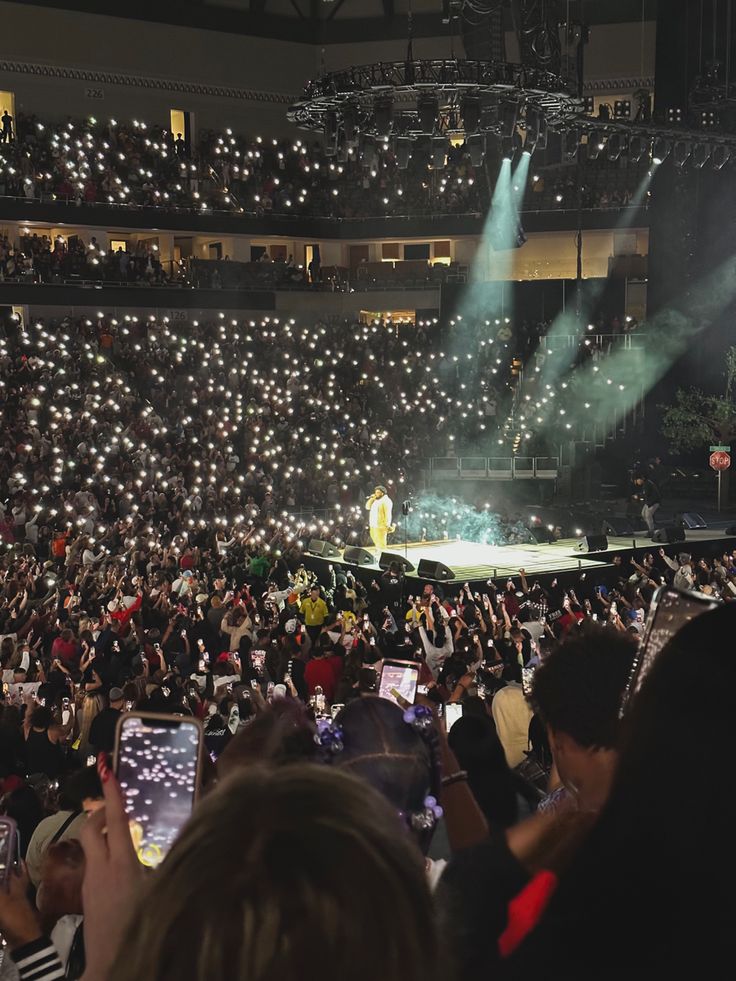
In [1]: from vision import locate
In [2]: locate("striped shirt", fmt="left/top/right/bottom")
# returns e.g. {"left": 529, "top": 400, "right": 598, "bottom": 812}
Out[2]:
{"left": 10, "top": 938, "right": 64, "bottom": 981}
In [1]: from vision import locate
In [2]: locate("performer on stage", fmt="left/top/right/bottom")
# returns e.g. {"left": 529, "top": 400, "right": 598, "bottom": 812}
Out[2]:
{"left": 366, "top": 485, "right": 395, "bottom": 553}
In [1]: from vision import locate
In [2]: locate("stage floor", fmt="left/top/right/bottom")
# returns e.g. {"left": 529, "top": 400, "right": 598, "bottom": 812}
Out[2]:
{"left": 323, "top": 530, "right": 735, "bottom": 583}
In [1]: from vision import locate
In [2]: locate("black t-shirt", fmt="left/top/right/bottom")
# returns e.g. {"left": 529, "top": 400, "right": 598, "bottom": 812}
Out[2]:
{"left": 436, "top": 836, "right": 529, "bottom": 980}
{"left": 88, "top": 707, "right": 121, "bottom": 754}
{"left": 204, "top": 722, "right": 232, "bottom": 761}
{"left": 381, "top": 573, "right": 403, "bottom": 606}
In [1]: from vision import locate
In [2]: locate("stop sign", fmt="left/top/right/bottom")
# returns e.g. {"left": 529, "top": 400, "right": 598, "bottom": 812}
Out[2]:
{"left": 710, "top": 451, "right": 731, "bottom": 471}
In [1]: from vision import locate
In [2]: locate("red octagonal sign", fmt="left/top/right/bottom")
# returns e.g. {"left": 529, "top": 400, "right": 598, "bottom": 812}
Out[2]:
{"left": 710, "top": 451, "right": 731, "bottom": 471}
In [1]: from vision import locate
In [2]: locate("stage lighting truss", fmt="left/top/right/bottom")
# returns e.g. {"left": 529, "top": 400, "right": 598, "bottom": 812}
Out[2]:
{"left": 289, "top": 59, "right": 736, "bottom": 175}
{"left": 574, "top": 119, "right": 736, "bottom": 173}
{"left": 287, "top": 58, "right": 582, "bottom": 151}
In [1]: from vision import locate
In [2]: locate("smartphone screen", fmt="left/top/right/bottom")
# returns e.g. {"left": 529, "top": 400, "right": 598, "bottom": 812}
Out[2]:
{"left": 620, "top": 586, "right": 719, "bottom": 713}
{"left": 378, "top": 660, "right": 419, "bottom": 706}
{"left": 115, "top": 713, "right": 202, "bottom": 869}
{"left": 445, "top": 702, "right": 463, "bottom": 732}
{"left": 251, "top": 650, "right": 266, "bottom": 674}
{"left": 0, "top": 818, "right": 19, "bottom": 884}
{"left": 521, "top": 666, "right": 536, "bottom": 697}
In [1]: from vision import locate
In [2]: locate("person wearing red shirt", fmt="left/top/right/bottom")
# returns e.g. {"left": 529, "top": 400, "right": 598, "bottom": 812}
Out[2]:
{"left": 304, "top": 645, "right": 343, "bottom": 704}
{"left": 50, "top": 628, "right": 79, "bottom": 667}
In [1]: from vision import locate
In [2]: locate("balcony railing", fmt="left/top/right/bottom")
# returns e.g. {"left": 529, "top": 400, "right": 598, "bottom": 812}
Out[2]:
{"left": 428, "top": 456, "right": 560, "bottom": 479}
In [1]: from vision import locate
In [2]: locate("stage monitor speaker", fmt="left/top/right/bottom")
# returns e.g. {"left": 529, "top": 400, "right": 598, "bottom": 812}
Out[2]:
{"left": 676, "top": 512, "right": 708, "bottom": 530}
{"left": 576, "top": 534, "right": 609, "bottom": 553}
{"left": 343, "top": 545, "right": 374, "bottom": 566}
{"left": 725, "top": 526, "right": 736, "bottom": 536}
{"left": 379, "top": 552, "right": 415, "bottom": 573}
{"left": 308, "top": 539, "right": 341, "bottom": 558}
{"left": 417, "top": 558, "right": 456, "bottom": 581}
{"left": 651, "top": 526, "right": 686, "bottom": 544}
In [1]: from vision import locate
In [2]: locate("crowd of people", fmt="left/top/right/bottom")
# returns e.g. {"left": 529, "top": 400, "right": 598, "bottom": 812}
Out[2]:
{"left": 0, "top": 310, "right": 528, "bottom": 535}
{"left": 0, "top": 298, "right": 728, "bottom": 980}
{"left": 0, "top": 489, "right": 732, "bottom": 977}
{"left": 0, "top": 111, "right": 651, "bottom": 222}
{"left": 0, "top": 113, "right": 484, "bottom": 219}
{"left": 0, "top": 232, "right": 171, "bottom": 287}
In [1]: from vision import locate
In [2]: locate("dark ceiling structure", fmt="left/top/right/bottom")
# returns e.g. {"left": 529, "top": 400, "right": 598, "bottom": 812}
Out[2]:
{"left": 7, "top": 0, "right": 658, "bottom": 46}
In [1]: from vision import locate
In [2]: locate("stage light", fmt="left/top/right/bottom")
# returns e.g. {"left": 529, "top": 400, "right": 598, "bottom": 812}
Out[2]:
{"left": 323, "top": 113, "right": 338, "bottom": 155}
{"left": 692, "top": 142, "right": 711, "bottom": 168}
{"left": 431, "top": 136, "right": 448, "bottom": 168}
{"left": 395, "top": 136, "right": 412, "bottom": 169}
{"left": 712, "top": 144, "right": 731, "bottom": 170}
{"left": 607, "top": 133, "right": 624, "bottom": 161}
{"left": 418, "top": 95, "right": 439, "bottom": 134}
{"left": 461, "top": 96, "right": 481, "bottom": 133}
{"left": 614, "top": 99, "right": 631, "bottom": 119}
{"left": 500, "top": 100, "right": 519, "bottom": 137}
{"left": 524, "top": 108, "right": 547, "bottom": 154}
{"left": 628, "top": 135, "right": 647, "bottom": 162}
{"left": 467, "top": 133, "right": 486, "bottom": 166}
{"left": 562, "top": 126, "right": 580, "bottom": 160}
{"left": 374, "top": 98, "right": 394, "bottom": 137}
{"left": 343, "top": 105, "right": 358, "bottom": 144}
{"left": 587, "top": 130, "right": 604, "bottom": 159}
{"left": 652, "top": 136, "right": 670, "bottom": 164}
{"left": 412, "top": 135, "right": 431, "bottom": 169}
{"left": 501, "top": 135, "right": 515, "bottom": 160}
{"left": 673, "top": 139, "right": 692, "bottom": 168}
{"left": 667, "top": 107, "right": 683, "bottom": 123}
{"left": 583, "top": 96, "right": 595, "bottom": 114}
{"left": 700, "top": 109, "right": 717, "bottom": 128}
{"left": 361, "top": 135, "right": 379, "bottom": 169}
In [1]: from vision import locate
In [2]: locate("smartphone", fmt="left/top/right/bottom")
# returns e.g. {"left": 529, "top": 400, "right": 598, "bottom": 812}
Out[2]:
{"left": 330, "top": 703, "right": 344, "bottom": 719}
{"left": 86, "top": 754, "right": 96, "bottom": 767}
{"left": 0, "top": 817, "right": 20, "bottom": 886}
{"left": 114, "top": 712, "right": 203, "bottom": 869}
{"left": 198, "top": 659, "right": 205, "bottom": 673}
{"left": 251, "top": 650, "right": 266, "bottom": 674}
{"left": 521, "top": 666, "right": 536, "bottom": 697}
{"left": 445, "top": 702, "right": 463, "bottom": 732}
{"left": 620, "top": 585, "right": 719, "bottom": 713}
{"left": 379, "top": 659, "right": 419, "bottom": 706}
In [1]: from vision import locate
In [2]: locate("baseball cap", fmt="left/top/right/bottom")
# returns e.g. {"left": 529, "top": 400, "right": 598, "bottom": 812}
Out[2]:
{"left": 109, "top": 687, "right": 124, "bottom": 702}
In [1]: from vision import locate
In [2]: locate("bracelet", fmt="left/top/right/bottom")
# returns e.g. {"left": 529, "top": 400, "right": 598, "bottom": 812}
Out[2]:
{"left": 441, "top": 770, "right": 468, "bottom": 788}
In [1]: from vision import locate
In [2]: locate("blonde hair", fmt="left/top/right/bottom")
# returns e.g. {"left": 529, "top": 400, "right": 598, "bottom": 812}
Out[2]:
{"left": 108, "top": 765, "right": 443, "bottom": 981}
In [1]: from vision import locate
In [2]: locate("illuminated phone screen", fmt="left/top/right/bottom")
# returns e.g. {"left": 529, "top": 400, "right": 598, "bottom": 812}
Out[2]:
{"left": 116, "top": 715, "right": 201, "bottom": 868}
{"left": 620, "top": 586, "right": 718, "bottom": 713}
{"left": 379, "top": 660, "right": 419, "bottom": 706}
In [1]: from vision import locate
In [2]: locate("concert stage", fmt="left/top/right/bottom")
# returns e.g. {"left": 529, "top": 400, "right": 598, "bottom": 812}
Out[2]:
{"left": 303, "top": 530, "right": 736, "bottom": 589}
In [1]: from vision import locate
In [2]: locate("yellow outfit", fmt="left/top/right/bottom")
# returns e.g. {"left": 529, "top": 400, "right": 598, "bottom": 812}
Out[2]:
{"left": 366, "top": 493, "right": 394, "bottom": 553}
{"left": 299, "top": 596, "right": 329, "bottom": 626}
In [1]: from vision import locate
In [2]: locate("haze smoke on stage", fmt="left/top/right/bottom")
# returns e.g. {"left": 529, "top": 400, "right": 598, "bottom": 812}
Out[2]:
{"left": 401, "top": 491, "right": 531, "bottom": 546}
{"left": 535, "top": 167, "right": 656, "bottom": 391}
